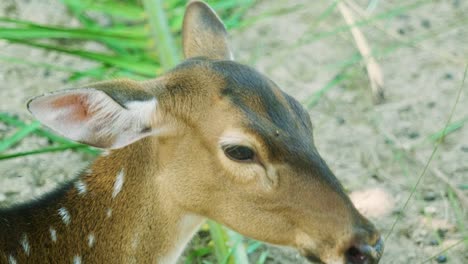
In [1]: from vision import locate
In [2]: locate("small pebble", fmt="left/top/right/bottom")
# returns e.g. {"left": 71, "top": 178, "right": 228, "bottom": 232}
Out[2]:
{"left": 443, "top": 73, "right": 454, "bottom": 80}
{"left": 408, "top": 131, "right": 420, "bottom": 139}
{"left": 437, "top": 229, "right": 447, "bottom": 239}
{"left": 336, "top": 117, "right": 345, "bottom": 125}
{"left": 429, "top": 239, "right": 439, "bottom": 246}
{"left": 398, "top": 28, "right": 406, "bottom": 35}
{"left": 461, "top": 146, "right": 468, "bottom": 152}
{"left": 384, "top": 138, "right": 394, "bottom": 145}
{"left": 421, "top": 19, "right": 431, "bottom": 28}
{"left": 436, "top": 255, "right": 447, "bottom": 263}
{"left": 427, "top": 101, "right": 436, "bottom": 108}
{"left": 43, "top": 70, "right": 51, "bottom": 77}
{"left": 399, "top": 105, "right": 412, "bottom": 112}
{"left": 423, "top": 191, "right": 437, "bottom": 201}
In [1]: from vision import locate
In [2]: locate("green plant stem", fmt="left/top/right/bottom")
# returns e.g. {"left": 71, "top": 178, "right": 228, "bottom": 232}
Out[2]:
{"left": 419, "top": 239, "right": 467, "bottom": 263}
{"left": 385, "top": 65, "right": 467, "bottom": 242}
{"left": 0, "top": 113, "right": 100, "bottom": 155}
{"left": 447, "top": 189, "right": 468, "bottom": 247}
{"left": 303, "top": 69, "right": 352, "bottom": 109}
{"left": 226, "top": 229, "right": 249, "bottom": 264}
{"left": 208, "top": 220, "right": 233, "bottom": 264}
{"left": 142, "top": 0, "right": 179, "bottom": 70}
{"left": 0, "top": 121, "right": 40, "bottom": 152}
{"left": 0, "top": 143, "right": 89, "bottom": 160}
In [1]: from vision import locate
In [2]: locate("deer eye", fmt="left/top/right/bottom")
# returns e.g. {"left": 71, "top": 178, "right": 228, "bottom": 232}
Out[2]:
{"left": 223, "top": 145, "right": 255, "bottom": 162}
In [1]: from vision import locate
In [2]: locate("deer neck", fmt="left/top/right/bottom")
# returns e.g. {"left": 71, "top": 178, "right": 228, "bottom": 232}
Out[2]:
{"left": 0, "top": 138, "right": 205, "bottom": 264}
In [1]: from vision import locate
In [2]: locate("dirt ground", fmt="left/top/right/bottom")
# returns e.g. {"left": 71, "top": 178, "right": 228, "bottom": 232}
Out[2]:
{"left": 0, "top": 0, "right": 467, "bottom": 263}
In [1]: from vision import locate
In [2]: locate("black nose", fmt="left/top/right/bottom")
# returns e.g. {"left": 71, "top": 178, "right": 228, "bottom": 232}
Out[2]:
{"left": 345, "top": 236, "right": 384, "bottom": 264}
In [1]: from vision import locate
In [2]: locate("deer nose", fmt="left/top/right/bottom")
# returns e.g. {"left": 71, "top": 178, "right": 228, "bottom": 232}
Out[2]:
{"left": 344, "top": 236, "right": 384, "bottom": 264}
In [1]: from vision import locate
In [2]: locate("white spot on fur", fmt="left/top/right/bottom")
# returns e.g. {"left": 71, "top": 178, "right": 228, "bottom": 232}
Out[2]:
{"left": 101, "top": 150, "right": 111, "bottom": 157}
{"left": 20, "top": 233, "right": 30, "bottom": 256}
{"left": 131, "top": 233, "right": 140, "bottom": 250}
{"left": 58, "top": 207, "right": 71, "bottom": 225}
{"left": 88, "top": 233, "right": 95, "bottom": 248}
{"left": 112, "top": 169, "right": 125, "bottom": 199}
{"left": 8, "top": 255, "right": 16, "bottom": 264}
{"left": 49, "top": 227, "right": 57, "bottom": 242}
{"left": 158, "top": 214, "right": 205, "bottom": 264}
{"left": 74, "top": 180, "right": 87, "bottom": 195}
{"left": 73, "top": 255, "right": 82, "bottom": 264}
{"left": 106, "top": 208, "right": 113, "bottom": 218}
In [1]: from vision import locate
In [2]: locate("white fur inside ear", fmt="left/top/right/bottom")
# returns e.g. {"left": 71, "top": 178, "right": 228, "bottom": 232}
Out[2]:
{"left": 28, "top": 89, "right": 158, "bottom": 149}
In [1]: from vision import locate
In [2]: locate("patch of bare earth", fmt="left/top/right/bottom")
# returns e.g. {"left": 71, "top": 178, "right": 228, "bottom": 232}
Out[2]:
{"left": 232, "top": 0, "right": 467, "bottom": 263}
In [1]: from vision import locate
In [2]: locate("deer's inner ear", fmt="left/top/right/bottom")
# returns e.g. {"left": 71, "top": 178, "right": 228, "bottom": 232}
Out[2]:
{"left": 27, "top": 87, "right": 158, "bottom": 149}
{"left": 182, "top": 1, "right": 233, "bottom": 60}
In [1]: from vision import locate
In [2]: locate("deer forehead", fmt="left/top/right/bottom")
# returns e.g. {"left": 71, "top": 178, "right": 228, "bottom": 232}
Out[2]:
{"left": 166, "top": 59, "right": 315, "bottom": 163}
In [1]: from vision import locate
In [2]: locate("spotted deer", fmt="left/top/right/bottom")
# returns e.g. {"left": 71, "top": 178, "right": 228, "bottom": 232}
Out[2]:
{"left": 0, "top": 1, "right": 384, "bottom": 263}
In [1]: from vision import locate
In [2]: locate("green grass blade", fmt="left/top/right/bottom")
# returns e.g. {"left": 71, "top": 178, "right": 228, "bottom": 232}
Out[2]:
{"left": 247, "top": 241, "right": 263, "bottom": 254}
{"left": 226, "top": 230, "right": 249, "bottom": 264}
{"left": 447, "top": 189, "right": 468, "bottom": 247}
{"left": 0, "top": 17, "right": 147, "bottom": 38}
{"left": 298, "top": 0, "right": 434, "bottom": 46}
{"left": 8, "top": 39, "right": 160, "bottom": 77}
{"left": 0, "top": 26, "right": 148, "bottom": 49}
{"left": 256, "top": 251, "right": 269, "bottom": 264}
{"left": 234, "top": 2, "right": 303, "bottom": 30}
{"left": 0, "top": 143, "right": 90, "bottom": 160}
{"left": 429, "top": 118, "right": 467, "bottom": 142}
{"left": 61, "top": 0, "right": 145, "bottom": 20}
{"left": 142, "top": 0, "right": 180, "bottom": 69}
{"left": 184, "top": 247, "right": 212, "bottom": 264}
{"left": 0, "top": 121, "right": 41, "bottom": 152}
{"left": 303, "top": 70, "right": 351, "bottom": 109}
{"left": 0, "top": 113, "right": 100, "bottom": 155}
{"left": 419, "top": 239, "right": 467, "bottom": 263}
{"left": 207, "top": 220, "right": 233, "bottom": 264}
{"left": 385, "top": 65, "right": 467, "bottom": 241}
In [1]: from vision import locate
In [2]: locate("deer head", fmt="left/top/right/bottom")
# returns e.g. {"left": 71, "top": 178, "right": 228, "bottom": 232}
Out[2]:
{"left": 27, "top": 1, "right": 383, "bottom": 263}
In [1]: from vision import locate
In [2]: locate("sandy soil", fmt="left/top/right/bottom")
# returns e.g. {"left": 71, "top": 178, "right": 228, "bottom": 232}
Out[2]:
{"left": 1, "top": 0, "right": 467, "bottom": 263}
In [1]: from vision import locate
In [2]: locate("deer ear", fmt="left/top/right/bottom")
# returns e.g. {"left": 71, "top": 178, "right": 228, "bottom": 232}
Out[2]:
{"left": 27, "top": 80, "right": 159, "bottom": 149}
{"left": 182, "top": 1, "right": 233, "bottom": 60}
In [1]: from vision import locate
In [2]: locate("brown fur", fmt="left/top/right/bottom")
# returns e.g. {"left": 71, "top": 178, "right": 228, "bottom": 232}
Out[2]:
{"left": 0, "top": 1, "right": 383, "bottom": 263}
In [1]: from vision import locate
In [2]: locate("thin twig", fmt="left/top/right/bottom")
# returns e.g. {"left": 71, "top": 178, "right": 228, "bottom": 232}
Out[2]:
{"left": 419, "top": 239, "right": 467, "bottom": 263}
{"left": 337, "top": 1, "right": 385, "bottom": 103}
{"left": 429, "top": 164, "right": 468, "bottom": 212}
{"left": 384, "top": 65, "right": 467, "bottom": 241}
{"left": 345, "top": 0, "right": 465, "bottom": 66}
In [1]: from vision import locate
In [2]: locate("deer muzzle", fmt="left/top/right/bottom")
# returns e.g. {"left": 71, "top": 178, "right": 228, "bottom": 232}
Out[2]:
{"left": 344, "top": 236, "right": 384, "bottom": 264}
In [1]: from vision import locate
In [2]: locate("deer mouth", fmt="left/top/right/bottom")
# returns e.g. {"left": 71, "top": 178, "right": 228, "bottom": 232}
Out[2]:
{"left": 303, "top": 238, "right": 383, "bottom": 264}
{"left": 344, "top": 237, "right": 384, "bottom": 264}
